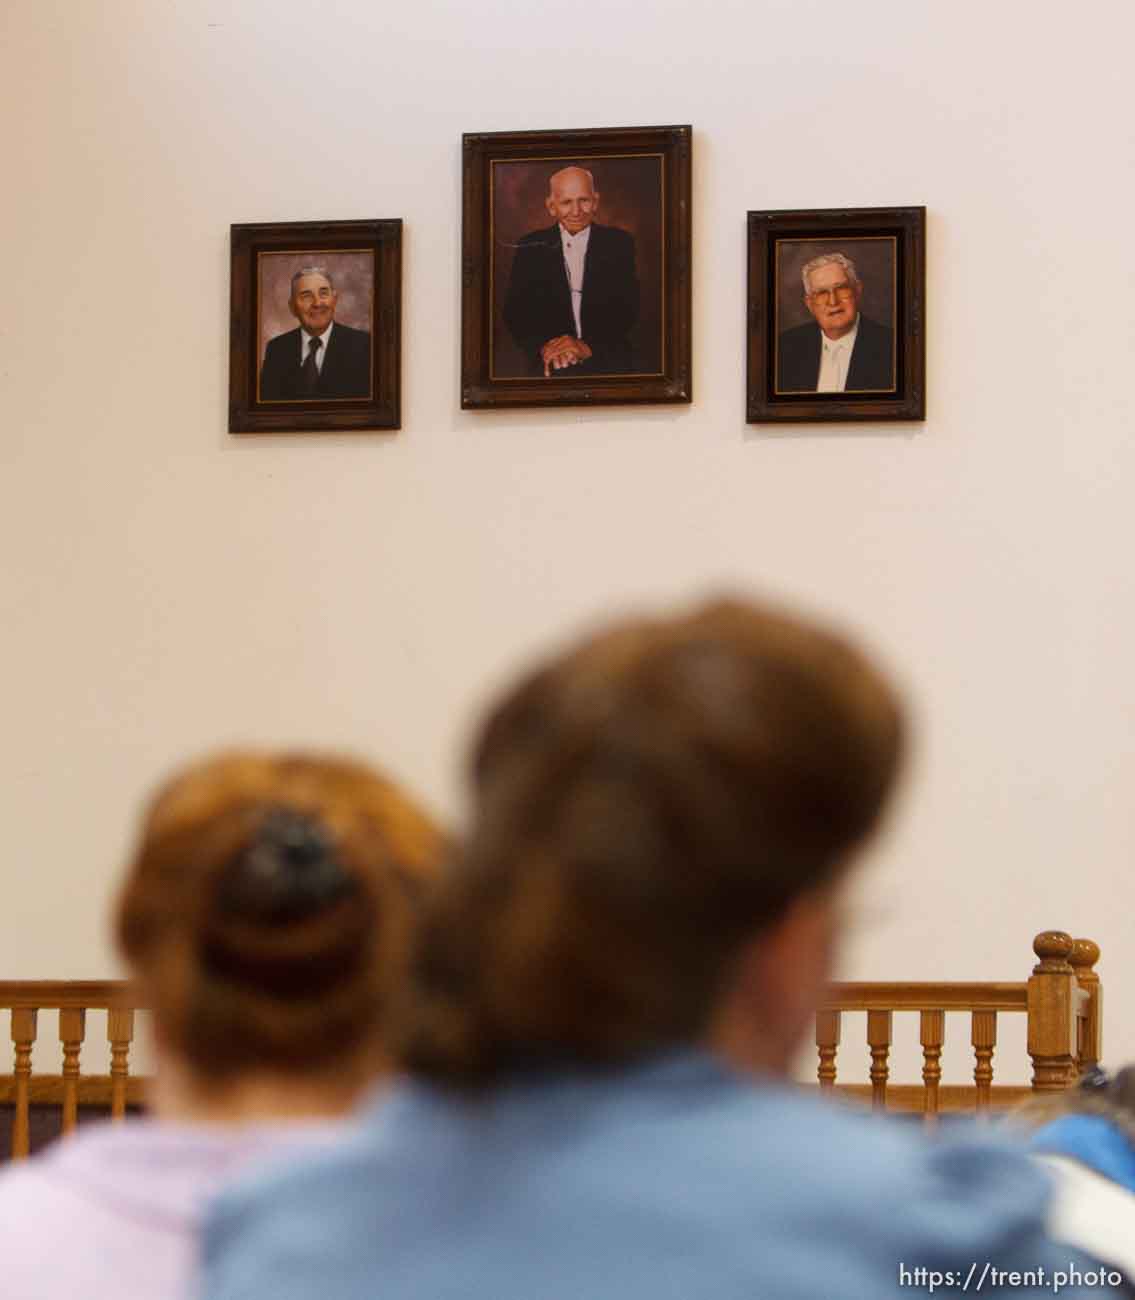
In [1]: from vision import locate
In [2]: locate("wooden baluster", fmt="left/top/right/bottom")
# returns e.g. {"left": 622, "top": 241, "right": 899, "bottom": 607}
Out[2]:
{"left": 107, "top": 1008, "right": 135, "bottom": 1121}
{"left": 867, "top": 1010, "right": 892, "bottom": 1112}
{"left": 1027, "top": 931, "right": 1078, "bottom": 1092}
{"left": 971, "top": 1009, "right": 997, "bottom": 1115}
{"left": 920, "top": 1010, "right": 945, "bottom": 1130}
{"left": 11, "top": 1009, "right": 39, "bottom": 1160}
{"left": 815, "top": 1010, "right": 841, "bottom": 1092}
{"left": 1070, "top": 938, "right": 1102, "bottom": 1074}
{"left": 59, "top": 1008, "right": 87, "bottom": 1135}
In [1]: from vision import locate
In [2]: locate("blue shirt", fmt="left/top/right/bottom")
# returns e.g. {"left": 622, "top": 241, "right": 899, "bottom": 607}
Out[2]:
{"left": 203, "top": 1051, "right": 1104, "bottom": 1300}
{"left": 1031, "top": 1115, "right": 1135, "bottom": 1194}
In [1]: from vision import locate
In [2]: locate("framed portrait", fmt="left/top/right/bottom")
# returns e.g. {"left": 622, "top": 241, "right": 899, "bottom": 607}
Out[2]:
{"left": 461, "top": 124, "right": 692, "bottom": 410}
{"left": 228, "top": 219, "right": 402, "bottom": 433}
{"left": 747, "top": 207, "right": 925, "bottom": 424}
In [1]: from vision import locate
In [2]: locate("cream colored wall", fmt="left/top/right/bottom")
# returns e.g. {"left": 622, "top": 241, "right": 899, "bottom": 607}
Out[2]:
{"left": 4, "top": 0, "right": 1133, "bottom": 1080}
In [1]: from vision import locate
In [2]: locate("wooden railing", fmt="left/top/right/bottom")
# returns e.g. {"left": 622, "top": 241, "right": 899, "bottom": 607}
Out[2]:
{"left": 0, "top": 930, "right": 1105, "bottom": 1157}
{"left": 1, "top": 982, "right": 146, "bottom": 1159}
{"left": 817, "top": 931, "right": 1102, "bottom": 1123}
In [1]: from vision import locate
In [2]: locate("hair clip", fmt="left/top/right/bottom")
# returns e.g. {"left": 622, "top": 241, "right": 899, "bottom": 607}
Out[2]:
{"left": 217, "top": 806, "right": 357, "bottom": 923}
{"left": 257, "top": 807, "right": 333, "bottom": 869}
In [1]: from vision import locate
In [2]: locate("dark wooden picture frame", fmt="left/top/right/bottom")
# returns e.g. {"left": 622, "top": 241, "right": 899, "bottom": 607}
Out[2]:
{"left": 747, "top": 207, "right": 925, "bottom": 424}
{"left": 461, "top": 124, "right": 692, "bottom": 410}
{"left": 229, "top": 219, "right": 402, "bottom": 433}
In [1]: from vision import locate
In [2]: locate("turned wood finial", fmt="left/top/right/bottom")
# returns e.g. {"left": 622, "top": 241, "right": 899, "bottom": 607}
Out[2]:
{"left": 1070, "top": 938, "right": 1101, "bottom": 979}
{"left": 1028, "top": 931, "right": 1078, "bottom": 1091}
{"left": 1070, "top": 937, "right": 1103, "bottom": 1070}
{"left": 1032, "top": 930, "right": 1074, "bottom": 973}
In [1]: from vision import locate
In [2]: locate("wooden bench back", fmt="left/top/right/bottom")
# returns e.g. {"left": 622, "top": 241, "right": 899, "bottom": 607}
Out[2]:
{"left": 817, "top": 930, "right": 1102, "bottom": 1123}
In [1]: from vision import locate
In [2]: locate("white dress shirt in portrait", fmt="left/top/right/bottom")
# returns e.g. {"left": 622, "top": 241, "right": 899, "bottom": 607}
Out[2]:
{"left": 299, "top": 321, "right": 334, "bottom": 372}
{"left": 816, "top": 314, "right": 860, "bottom": 392}
{"left": 559, "top": 224, "right": 591, "bottom": 339}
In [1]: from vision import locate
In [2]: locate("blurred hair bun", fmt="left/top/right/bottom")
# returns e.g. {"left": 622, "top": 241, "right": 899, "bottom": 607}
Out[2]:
{"left": 116, "top": 750, "right": 446, "bottom": 1079}
{"left": 216, "top": 806, "right": 359, "bottom": 924}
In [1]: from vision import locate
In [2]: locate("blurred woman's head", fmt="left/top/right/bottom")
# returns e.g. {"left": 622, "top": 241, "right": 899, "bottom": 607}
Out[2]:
{"left": 398, "top": 597, "right": 905, "bottom": 1088}
{"left": 116, "top": 752, "right": 444, "bottom": 1117}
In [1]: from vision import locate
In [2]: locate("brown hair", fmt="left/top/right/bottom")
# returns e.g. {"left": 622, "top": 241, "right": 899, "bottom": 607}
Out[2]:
{"left": 397, "top": 597, "right": 905, "bottom": 1088}
{"left": 116, "top": 751, "right": 445, "bottom": 1081}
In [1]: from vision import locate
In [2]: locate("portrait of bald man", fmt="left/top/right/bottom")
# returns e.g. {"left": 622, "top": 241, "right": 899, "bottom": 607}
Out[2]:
{"left": 776, "top": 250, "right": 895, "bottom": 394}
{"left": 259, "top": 265, "right": 373, "bottom": 401}
{"left": 502, "top": 165, "right": 640, "bottom": 378}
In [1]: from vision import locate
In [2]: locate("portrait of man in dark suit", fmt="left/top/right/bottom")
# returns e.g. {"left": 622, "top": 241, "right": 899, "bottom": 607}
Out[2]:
{"left": 776, "top": 249, "right": 895, "bottom": 394}
{"left": 497, "top": 163, "right": 653, "bottom": 379}
{"left": 259, "top": 264, "right": 373, "bottom": 402}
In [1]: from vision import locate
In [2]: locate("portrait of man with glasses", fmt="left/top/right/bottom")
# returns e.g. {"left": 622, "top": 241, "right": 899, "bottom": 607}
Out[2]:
{"left": 775, "top": 249, "right": 895, "bottom": 394}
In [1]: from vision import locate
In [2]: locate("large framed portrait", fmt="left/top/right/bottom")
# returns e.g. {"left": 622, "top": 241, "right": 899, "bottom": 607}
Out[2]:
{"left": 747, "top": 207, "right": 925, "bottom": 424}
{"left": 228, "top": 219, "right": 402, "bottom": 433}
{"left": 461, "top": 124, "right": 692, "bottom": 410}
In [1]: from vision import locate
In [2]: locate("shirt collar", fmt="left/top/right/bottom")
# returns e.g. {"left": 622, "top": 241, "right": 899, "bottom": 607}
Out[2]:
{"left": 359, "top": 1046, "right": 745, "bottom": 1127}
{"left": 821, "top": 314, "right": 859, "bottom": 352}
{"left": 301, "top": 320, "right": 334, "bottom": 349}
{"left": 559, "top": 223, "right": 592, "bottom": 254}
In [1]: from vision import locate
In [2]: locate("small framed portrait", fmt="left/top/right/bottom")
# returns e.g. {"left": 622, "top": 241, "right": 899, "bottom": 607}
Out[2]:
{"left": 747, "top": 207, "right": 925, "bottom": 424}
{"left": 461, "top": 124, "right": 692, "bottom": 410}
{"left": 228, "top": 219, "right": 402, "bottom": 433}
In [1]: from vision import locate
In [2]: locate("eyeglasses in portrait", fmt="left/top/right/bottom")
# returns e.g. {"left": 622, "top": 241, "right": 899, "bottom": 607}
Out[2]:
{"left": 747, "top": 207, "right": 925, "bottom": 424}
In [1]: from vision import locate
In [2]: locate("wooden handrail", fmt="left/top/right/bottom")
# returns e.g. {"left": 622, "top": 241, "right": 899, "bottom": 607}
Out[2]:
{"left": 821, "top": 983, "right": 1028, "bottom": 1012}
{"left": 0, "top": 982, "right": 139, "bottom": 1010}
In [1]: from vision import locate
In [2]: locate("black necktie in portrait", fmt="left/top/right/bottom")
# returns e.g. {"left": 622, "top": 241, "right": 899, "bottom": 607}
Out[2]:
{"left": 301, "top": 335, "right": 323, "bottom": 395}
